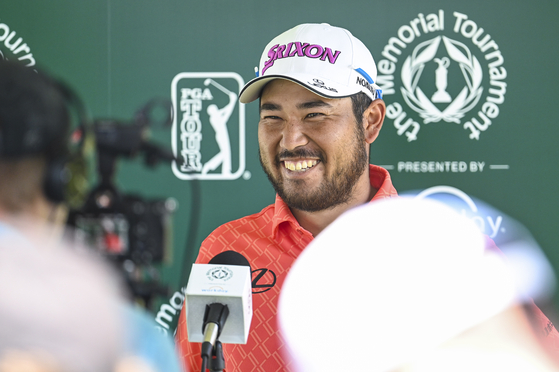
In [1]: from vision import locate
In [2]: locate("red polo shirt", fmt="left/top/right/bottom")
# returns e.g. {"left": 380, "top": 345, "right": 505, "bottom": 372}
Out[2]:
{"left": 176, "top": 165, "right": 397, "bottom": 371}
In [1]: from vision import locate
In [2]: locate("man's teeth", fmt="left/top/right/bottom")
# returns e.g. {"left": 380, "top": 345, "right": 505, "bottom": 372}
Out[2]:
{"left": 284, "top": 160, "right": 317, "bottom": 171}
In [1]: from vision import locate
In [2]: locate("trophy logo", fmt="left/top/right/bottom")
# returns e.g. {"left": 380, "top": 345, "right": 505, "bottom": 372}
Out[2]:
{"left": 400, "top": 35, "right": 483, "bottom": 126}
{"left": 376, "top": 11, "right": 507, "bottom": 141}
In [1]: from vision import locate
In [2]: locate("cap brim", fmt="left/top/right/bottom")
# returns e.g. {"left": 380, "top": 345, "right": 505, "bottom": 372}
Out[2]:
{"left": 238, "top": 74, "right": 362, "bottom": 104}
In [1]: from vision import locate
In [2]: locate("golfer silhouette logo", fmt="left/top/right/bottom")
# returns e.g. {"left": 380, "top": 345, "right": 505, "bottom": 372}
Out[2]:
{"left": 171, "top": 72, "right": 246, "bottom": 180}
{"left": 202, "top": 79, "right": 236, "bottom": 176}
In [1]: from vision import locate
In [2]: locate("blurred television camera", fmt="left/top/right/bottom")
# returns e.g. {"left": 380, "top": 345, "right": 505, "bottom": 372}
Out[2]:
{"left": 67, "top": 99, "right": 177, "bottom": 308}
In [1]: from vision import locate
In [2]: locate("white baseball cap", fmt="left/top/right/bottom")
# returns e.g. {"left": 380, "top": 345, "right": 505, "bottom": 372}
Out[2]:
{"left": 239, "top": 23, "right": 383, "bottom": 103}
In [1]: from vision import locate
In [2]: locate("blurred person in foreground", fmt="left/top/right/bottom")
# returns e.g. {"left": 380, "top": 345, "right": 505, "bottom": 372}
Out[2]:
{"left": 0, "top": 60, "right": 183, "bottom": 372}
{"left": 175, "top": 22, "right": 559, "bottom": 371}
{"left": 279, "top": 197, "right": 559, "bottom": 371}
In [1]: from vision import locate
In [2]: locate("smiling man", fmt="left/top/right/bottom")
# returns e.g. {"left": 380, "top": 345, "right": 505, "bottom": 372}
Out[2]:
{"left": 176, "top": 23, "right": 397, "bottom": 371}
{"left": 257, "top": 78, "right": 386, "bottom": 236}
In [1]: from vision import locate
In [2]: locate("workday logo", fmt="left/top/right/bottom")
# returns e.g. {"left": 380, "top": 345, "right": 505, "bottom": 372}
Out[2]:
{"left": 376, "top": 11, "right": 507, "bottom": 141}
{"left": 171, "top": 72, "right": 246, "bottom": 180}
{"left": 411, "top": 185, "right": 504, "bottom": 239}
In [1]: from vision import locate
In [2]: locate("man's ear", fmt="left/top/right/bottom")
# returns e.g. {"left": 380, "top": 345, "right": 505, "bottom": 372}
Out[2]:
{"left": 362, "top": 99, "right": 386, "bottom": 144}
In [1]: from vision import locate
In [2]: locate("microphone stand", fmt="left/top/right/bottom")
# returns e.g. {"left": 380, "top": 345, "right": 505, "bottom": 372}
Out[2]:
{"left": 200, "top": 303, "right": 229, "bottom": 372}
{"left": 209, "top": 341, "right": 225, "bottom": 372}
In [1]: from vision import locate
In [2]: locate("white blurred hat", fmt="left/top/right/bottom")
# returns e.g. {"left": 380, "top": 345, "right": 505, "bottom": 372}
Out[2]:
{"left": 278, "top": 197, "right": 527, "bottom": 372}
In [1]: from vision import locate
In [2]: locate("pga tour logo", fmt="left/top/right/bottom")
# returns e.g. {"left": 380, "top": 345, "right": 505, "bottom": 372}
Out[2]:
{"left": 171, "top": 72, "right": 246, "bottom": 180}
{"left": 377, "top": 10, "right": 507, "bottom": 141}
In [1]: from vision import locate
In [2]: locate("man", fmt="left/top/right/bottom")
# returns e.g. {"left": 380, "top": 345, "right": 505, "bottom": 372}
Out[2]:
{"left": 0, "top": 60, "right": 183, "bottom": 372}
{"left": 177, "top": 22, "right": 559, "bottom": 371}
{"left": 176, "top": 23, "right": 397, "bottom": 371}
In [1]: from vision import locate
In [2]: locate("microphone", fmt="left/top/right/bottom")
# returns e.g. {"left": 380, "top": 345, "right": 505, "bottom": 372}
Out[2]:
{"left": 209, "top": 250, "right": 251, "bottom": 267}
{"left": 184, "top": 251, "right": 253, "bottom": 366}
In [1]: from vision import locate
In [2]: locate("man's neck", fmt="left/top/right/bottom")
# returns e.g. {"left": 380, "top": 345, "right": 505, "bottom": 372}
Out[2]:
{"left": 291, "top": 174, "right": 377, "bottom": 237}
{"left": 0, "top": 199, "right": 67, "bottom": 246}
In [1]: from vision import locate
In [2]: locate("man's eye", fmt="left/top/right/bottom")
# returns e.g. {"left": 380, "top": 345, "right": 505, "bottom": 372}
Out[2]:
{"left": 306, "top": 113, "right": 323, "bottom": 118}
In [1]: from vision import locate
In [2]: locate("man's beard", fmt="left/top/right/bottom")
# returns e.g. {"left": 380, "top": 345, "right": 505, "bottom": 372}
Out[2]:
{"left": 259, "top": 126, "right": 369, "bottom": 212}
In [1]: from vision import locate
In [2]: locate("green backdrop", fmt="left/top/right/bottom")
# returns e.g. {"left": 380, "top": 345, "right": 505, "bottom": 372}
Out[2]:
{"left": 2, "top": 0, "right": 558, "bottom": 322}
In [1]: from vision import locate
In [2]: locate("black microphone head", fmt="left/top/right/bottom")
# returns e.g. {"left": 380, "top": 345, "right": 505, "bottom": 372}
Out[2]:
{"left": 209, "top": 251, "right": 251, "bottom": 271}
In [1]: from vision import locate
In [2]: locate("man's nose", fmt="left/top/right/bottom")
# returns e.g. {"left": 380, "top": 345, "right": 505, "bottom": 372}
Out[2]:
{"left": 280, "top": 118, "right": 308, "bottom": 150}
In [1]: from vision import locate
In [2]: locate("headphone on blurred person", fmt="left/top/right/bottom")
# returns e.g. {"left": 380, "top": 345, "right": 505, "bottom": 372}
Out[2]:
{"left": 0, "top": 60, "right": 91, "bottom": 208}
